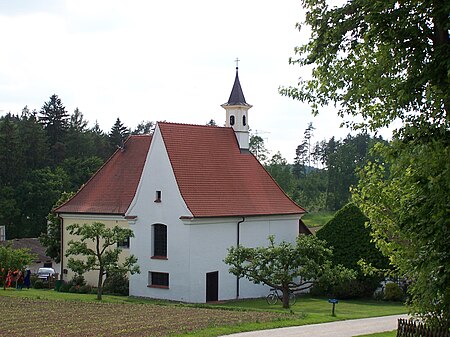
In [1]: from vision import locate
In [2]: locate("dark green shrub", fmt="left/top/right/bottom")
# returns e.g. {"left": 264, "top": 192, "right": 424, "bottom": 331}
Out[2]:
{"left": 59, "top": 282, "right": 70, "bottom": 292}
{"left": 70, "top": 275, "right": 86, "bottom": 287}
{"left": 316, "top": 203, "right": 389, "bottom": 298}
{"left": 103, "top": 270, "right": 129, "bottom": 296}
{"left": 78, "top": 285, "right": 92, "bottom": 294}
{"left": 30, "top": 274, "right": 38, "bottom": 287}
{"left": 384, "top": 282, "right": 403, "bottom": 301}
{"left": 69, "top": 285, "right": 79, "bottom": 293}
{"left": 317, "top": 203, "right": 389, "bottom": 270}
{"left": 311, "top": 278, "right": 381, "bottom": 299}
{"left": 34, "top": 280, "right": 44, "bottom": 289}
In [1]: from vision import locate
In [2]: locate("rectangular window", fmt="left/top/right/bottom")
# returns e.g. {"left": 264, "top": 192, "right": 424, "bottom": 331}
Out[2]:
{"left": 148, "top": 271, "right": 169, "bottom": 288}
{"left": 117, "top": 236, "right": 130, "bottom": 249}
{"left": 155, "top": 190, "right": 162, "bottom": 202}
{"left": 153, "top": 224, "right": 167, "bottom": 257}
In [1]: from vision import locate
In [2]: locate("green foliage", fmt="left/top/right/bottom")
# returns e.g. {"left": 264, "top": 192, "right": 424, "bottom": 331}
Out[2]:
{"left": 249, "top": 134, "right": 269, "bottom": 163}
{"left": 280, "top": 0, "right": 449, "bottom": 129}
{"left": 103, "top": 270, "right": 129, "bottom": 296}
{"left": 316, "top": 203, "right": 389, "bottom": 298}
{"left": 33, "top": 280, "right": 44, "bottom": 289}
{"left": 225, "top": 235, "right": 355, "bottom": 308}
{"left": 384, "top": 283, "right": 403, "bottom": 302}
{"left": 0, "top": 244, "right": 35, "bottom": 290}
{"left": 66, "top": 222, "right": 139, "bottom": 300}
{"left": 265, "top": 152, "right": 296, "bottom": 196}
{"left": 40, "top": 192, "right": 75, "bottom": 263}
{"left": 317, "top": 203, "right": 389, "bottom": 271}
{"left": 109, "top": 117, "right": 130, "bottom": 148}
{"left": 354, "top": 124, "right": 450, "bottom": 326}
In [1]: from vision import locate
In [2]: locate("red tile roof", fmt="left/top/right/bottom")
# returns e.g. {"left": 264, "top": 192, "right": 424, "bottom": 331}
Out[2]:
{"left": 159, "top": 122, "right": 305, "bottom": 217}
{"left": 56, "top": 135, "right": 152, "bottom": 215}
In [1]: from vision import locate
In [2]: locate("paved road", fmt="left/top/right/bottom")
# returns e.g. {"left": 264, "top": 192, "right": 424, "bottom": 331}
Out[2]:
{"left": 224, "top": 314, "right": 408, "bottom": 337}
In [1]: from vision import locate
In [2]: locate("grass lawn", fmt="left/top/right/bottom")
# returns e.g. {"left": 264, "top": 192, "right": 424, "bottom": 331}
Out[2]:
{"left": 0, "top": 289, "right": 406, "bottom": 337}
{"left": 302, "top": 211, "right": 335, "bottom": 228}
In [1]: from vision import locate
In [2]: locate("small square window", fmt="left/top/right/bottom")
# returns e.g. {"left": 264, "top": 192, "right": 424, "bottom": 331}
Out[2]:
{"left": 117, "top": 236, "right": 130, "bottom": 249}
{"left": 155, "top": 190, "right": 162, "bottom": 202}
{"left": 148, "top": 271, "right": 169, "bottom": 288}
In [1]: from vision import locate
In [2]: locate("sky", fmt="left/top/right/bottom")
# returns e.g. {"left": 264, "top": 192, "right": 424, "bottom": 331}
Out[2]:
{"left": 0, "top": 0, "right": 378, "bottom": 162}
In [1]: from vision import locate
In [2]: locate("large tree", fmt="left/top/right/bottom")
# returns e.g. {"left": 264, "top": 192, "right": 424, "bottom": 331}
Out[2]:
{"left": 354, "top": 125, "right": 450, "bottom": 327}
{"left": 39, "top": 94, "right": 70, "bottom": 146}
{"left": 225, "top": 235, "right": 355, "bottom": 308}
{"left": 66, "top": 222, "right": 140, "bottom": 300}
{"left": 280, "top": 0, "right": 449, "bottom": 129}
{"left": 281, "top": 0, "right": 449, "bottom": 325}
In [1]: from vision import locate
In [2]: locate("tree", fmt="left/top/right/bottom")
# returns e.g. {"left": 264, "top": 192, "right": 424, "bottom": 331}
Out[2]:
{"left": 109, "top": 118, "right": 130, "bottom": 148}
{"left": 353, "top": 125, "right": 450, "bottom": 327}
{"left": 132, "top": 120, "right": 155, "bottom": 135}
{"left": 249, "top": 134, "right": 269, "bottom": 163}
{"left": 65, "top": 222, "right": 140, "bottom": 300}
{"left": 265, "top": 152, "right": 296, "bottom": 196}
{"left": 39, "top": 95, "right": 69, "bottom": 164}
{"left": 0, "top": 244, "right": 35, "bottom": 290}
{"left": 225, "top": 235, "right": 355, "bottom": 308}
{"left": 17, "top": 167, "right": 69, "bottom": 237}
{"left": 280, "top": 0, "right": 449, "bottom": 130}
{"left": 40, "top": 192, "right": 75, "bottom": 263}
{"left": 282, "top": 1, "right": 448, "bottom": 319}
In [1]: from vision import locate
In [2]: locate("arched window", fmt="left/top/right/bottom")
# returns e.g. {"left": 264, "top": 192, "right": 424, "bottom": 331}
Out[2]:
{"left": 230, "top": 115, "right": 235, "bottom": 126}
{"left": 152, "top": 224, "right": 167, "bottom": 258}
{"left": 242, "top": 115, "right": 246, "bottom": 126}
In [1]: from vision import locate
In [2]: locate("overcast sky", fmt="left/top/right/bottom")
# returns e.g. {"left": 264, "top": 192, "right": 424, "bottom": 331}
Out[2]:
{"left": 0, "top": 0, "right": 372, "bottom": 162}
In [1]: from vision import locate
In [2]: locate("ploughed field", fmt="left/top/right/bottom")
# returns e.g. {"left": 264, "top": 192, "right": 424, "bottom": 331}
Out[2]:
{"left": 0, "top": 296, "right": 285, "bottom": 336}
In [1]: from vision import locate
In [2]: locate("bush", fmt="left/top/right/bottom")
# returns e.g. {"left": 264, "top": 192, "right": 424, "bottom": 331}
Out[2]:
{"left": 58, "top": 275, "right": 86, "bottom": 293}
{"left": 34, "top": 280, "right": 44, "bottom": 289}
{"left": 103, "top": 270, "right": 129, "bottom": 296}
{"left": 68, "top": 285, "right": 80, "bottom": 293}
{"left": 384, "top": 282, "right": 403, "bottom": 301}
{"left": 58, "top": 282, "right": 70, "bottom": 292}
{"left": 30, "top": 274, "right": 38, "bottom": 287}
{"left": 311, "top": 277, "right": 382, "bottom": 299}
{"left": 78, "top": 285, "right": 92, "bottom": 294}
{"left": 316, "top": 203, "right": 389, "bottom": 271}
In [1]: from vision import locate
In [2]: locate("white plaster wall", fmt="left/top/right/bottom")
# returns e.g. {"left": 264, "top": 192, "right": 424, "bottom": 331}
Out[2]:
{"left": 127, "top": 124, "right": 193, "bottom": 301}
{"left": 185, "top": 215, "right": 300, "bottom": 302}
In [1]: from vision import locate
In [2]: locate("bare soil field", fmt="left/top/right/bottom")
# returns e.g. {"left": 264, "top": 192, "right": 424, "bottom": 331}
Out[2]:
{"left": 0, "top": 296, "right": 286, "bottom": 337}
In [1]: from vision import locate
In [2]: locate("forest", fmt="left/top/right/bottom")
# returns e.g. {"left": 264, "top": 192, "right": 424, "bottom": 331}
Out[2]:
{"left": 0, "top": 94, "right": 153, "bottom": 239}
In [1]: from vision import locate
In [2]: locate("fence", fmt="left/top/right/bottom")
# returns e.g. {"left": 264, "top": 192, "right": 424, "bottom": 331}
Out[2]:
{"left": 397, "top": 318, "right": 449, "bottom": 337}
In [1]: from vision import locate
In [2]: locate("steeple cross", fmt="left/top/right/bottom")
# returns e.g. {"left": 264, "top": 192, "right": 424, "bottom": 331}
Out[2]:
{"left": 235, "top": 57, "right": 240, "bottom": 68}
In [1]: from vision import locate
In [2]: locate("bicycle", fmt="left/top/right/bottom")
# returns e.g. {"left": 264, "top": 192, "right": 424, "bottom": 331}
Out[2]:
{"left": 266, "top": 288, "right": 296, "bottom": 305}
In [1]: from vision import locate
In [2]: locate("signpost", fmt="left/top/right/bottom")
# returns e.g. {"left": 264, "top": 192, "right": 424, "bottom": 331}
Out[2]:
{"left": 328, "top": 298, "right": 339, "bottom": 316}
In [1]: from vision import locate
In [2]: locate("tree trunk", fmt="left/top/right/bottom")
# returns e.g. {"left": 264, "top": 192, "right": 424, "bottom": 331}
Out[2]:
{"left": 282, "top": 286, "right": 290, "bottom": 309}
{"left": 97, "top": 267, "right": 103, "bottom": 301}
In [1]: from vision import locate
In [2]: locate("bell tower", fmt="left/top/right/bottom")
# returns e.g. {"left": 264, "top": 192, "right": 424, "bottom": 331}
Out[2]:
{"left": 221, "top": 60, "right": 252, "bottom": 150}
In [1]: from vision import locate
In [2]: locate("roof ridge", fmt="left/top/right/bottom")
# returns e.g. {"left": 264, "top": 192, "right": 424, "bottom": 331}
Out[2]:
{"left": 158, "top": 121, "right": 228, "bottom": 129}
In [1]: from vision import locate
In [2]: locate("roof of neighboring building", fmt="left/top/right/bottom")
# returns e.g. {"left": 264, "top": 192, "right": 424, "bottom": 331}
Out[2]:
{"left": 159, "top": 122, "right": 305, "bottom": 217}
{"left": 222, "top": 68, "right": 251, "bottom": 107}
{"left": 0, "top": 238, "right": 51, "bottom": 262}
{"left": 56, "top": 135, "right": 152, "bottom": 215}
{"left": 299, "top": 219, "right": 313, "bottom": 235}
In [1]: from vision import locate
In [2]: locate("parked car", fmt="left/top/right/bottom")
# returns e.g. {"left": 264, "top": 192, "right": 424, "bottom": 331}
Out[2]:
{"left": 37, "top": 267, "right": 55, "bottom": 280}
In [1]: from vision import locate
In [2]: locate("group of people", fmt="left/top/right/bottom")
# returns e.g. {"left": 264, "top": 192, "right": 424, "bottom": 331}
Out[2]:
{"left": 2, "top": 268, "right": 31, "bottom": 289}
